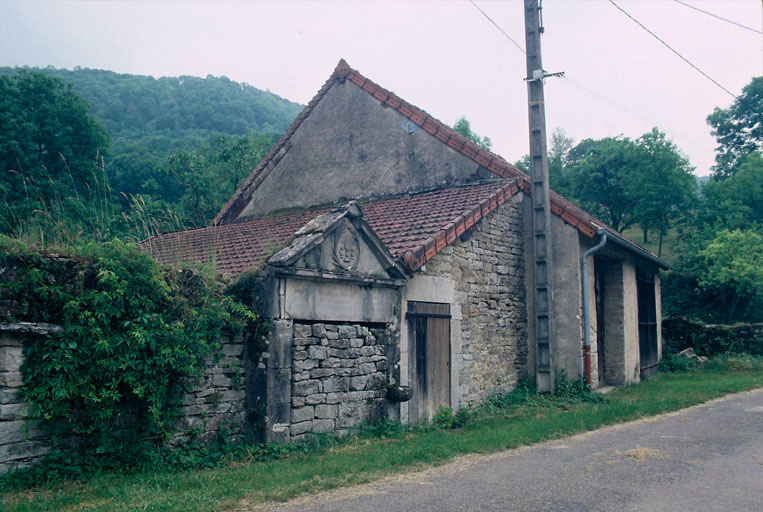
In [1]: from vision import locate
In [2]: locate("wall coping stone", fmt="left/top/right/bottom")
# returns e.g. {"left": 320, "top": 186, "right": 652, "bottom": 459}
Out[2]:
{"left": 0, "top": 323, "right": 63, "bottom": 335}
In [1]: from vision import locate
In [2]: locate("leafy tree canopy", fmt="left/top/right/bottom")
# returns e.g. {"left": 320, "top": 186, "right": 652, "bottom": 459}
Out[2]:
{"left": 0, "top": 71, "right": 110, "bottom": 232}
{"left": 707, "top": 76, "right": 763, "bottom": 178}
{"left": 698, "top": 229, "right": 763, "bottom": 323}
{"left": 0, "top": 67, "right": 302, "bottom": 200}
{"left": 632, "top": 128, "right": 695, "bottom": 251}
{"left": 453, "top": 116, "right": 492, "bottom": 150}
{"left": 564, "top": 135, "right": 642, "bottom": 232}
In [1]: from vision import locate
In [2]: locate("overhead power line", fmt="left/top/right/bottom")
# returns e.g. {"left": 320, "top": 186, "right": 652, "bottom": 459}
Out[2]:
{"left": 467, "top": 0, "right": 526, "bottom": 56}
{"left": 607, "top": 0, "right": 737, "bottom": 99}
{"left": 466, "top": 1, "right": 715, "bottom": 155}
{"left": 673, "top": 0, "right": 762, "bottom": 35}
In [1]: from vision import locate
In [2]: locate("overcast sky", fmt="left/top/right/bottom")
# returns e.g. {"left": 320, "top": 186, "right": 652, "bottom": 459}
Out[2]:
{"left": 1, "top": 1, "right": 761, "bottom": 176}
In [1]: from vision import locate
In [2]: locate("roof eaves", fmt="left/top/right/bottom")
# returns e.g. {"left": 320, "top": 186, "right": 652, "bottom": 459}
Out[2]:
{"left": 598, "top": 228, "right": 674, "bottom": 270}
{"left": 402, "top": 179, "right": 522, "bottom": 271}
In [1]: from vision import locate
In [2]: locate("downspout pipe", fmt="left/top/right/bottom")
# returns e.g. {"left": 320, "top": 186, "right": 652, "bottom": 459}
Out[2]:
{"left": 581, "top": 233, "right": 607, "bottom": 386}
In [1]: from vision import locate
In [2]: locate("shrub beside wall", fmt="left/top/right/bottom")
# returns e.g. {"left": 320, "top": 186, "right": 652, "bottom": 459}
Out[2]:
{"left": 0, "top": 237, "right": 261, "bottom": 473}
{"left": 662, "top": 316, "right": 763, "bottom": 356}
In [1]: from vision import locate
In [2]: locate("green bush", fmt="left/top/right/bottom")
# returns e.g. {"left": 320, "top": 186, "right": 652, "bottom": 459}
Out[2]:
{"left": 658, "top": 353, "right": 698, "bottom": 373}
{"left": 0, "top": 237, "right": 261, "bottom": 471}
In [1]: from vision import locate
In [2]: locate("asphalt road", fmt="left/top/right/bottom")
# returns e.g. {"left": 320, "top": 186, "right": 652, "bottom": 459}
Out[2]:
{"left": 252, "top": 389, "right": 763, "bottom": 512}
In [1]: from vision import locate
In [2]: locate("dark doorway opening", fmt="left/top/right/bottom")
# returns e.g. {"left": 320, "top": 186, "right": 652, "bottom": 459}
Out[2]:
{"left": 637, "top": 269, "right": 659, "bottom": 377}
{"left": 594, "top": 261, "right": 606, "bottom": 384}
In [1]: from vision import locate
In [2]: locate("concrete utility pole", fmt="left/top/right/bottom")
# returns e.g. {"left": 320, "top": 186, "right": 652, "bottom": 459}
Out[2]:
{"left": 524, "top": 0, "right": 555, "bottom": 392}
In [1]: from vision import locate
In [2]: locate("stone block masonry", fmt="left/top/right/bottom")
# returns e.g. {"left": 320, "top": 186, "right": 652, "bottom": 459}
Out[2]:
{"left": 423, "top": 194, "right": 527, "bottom": 407}
{"left": 0, "top": 323, "right": 248, "bottom": 474}
{"left": 173, "top": 332, "right": 248, "bottom": 445}
{"left": 0, "top": 324, "right": 58, "bottom": 474}
{"left": 289, "top": 322, "right": 392, "bottom": 441}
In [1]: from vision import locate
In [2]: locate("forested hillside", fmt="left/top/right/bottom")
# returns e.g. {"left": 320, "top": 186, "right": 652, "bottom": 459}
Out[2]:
{"left": 0, "top": 68, "right": 302, "bottom": 241}
{"left": 0, "top": 66, "right": 302, "bottom": 198}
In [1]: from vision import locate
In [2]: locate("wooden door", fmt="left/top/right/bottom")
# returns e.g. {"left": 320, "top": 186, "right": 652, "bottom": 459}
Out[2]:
{"left": 407, "top": 302, "right": 451, "bottom": 422}
{"left": 637, "top": 269, "right": 659, "bottom": 377}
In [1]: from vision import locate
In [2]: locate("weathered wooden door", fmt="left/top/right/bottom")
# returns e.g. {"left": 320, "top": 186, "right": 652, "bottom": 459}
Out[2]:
{"left": 637, "top": 269, "right": 659, "bottom": 377}
{"left": 407, "top": 302, "right": 451, "bottom": 422}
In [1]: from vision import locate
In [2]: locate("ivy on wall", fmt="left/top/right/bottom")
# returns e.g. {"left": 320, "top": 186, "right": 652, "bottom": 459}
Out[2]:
{"left": 0, "top": 237, "right": 261, "bottom": 466}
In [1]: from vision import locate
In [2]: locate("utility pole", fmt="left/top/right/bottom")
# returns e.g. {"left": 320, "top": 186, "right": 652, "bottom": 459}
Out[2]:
{"left": 524, "top": 0, "right": 555, "bottom": 392}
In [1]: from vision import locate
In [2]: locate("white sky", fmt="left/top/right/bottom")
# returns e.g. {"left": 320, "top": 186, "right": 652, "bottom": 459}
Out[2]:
{"left": 1, "top": 1, "right": 761, "bottom": 176}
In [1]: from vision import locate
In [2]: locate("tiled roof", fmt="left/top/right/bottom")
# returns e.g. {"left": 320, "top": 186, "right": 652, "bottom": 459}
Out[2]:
{"left": 142, "top": 180, "right": 522, "bottom": 276}
{"left": 140, "top": 209, "right": 329, "bottom": 276}
{"left": 364, "top": 180, "right": 522, "bottom": 271}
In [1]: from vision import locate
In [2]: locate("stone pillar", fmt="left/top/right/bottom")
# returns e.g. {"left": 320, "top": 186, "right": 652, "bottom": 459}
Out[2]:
{"left": 249, "top": 319, "right": 293, "bottom": 444}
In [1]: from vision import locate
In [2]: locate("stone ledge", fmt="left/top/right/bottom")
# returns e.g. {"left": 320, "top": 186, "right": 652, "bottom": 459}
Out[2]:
{"left": 0, "top": 322, "right": 63, "bottom": 336}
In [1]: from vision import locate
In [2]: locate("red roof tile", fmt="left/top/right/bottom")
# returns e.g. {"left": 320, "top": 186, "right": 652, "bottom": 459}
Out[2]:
{"left": 142, "top": 180, "right": 521, "bottom": 275}
{"left": 140, "top": 209, "right": 328, "bottom": 276}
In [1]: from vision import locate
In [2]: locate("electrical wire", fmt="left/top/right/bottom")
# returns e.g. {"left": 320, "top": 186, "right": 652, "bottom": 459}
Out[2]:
{"left": 467, "top": 0, "right": 527, "bottom": 56}
{"left": 559, "top": 75, "right": 713, "bottom": 154}
{"left": 607, "top": 0, "right": 737, "bottom": 99}
{"left": 673, "top": 0, "right": 762, "bottom": 35}
{"left": 466, "top": 0, "right": 716, "bottom": 155}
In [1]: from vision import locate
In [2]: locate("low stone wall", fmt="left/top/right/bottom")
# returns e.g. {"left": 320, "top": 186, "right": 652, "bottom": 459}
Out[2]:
{"left": 174, "top": 332, "right": 248, "bottom": 444}
{"left": 0, "top": 324, "right": 57, "bottom": 473}
{"left": 0, "top": 323, "right": 248, "bottom": 474}
{"left": 662, "top": 316, "right": 763, "bottom": 356}
{"left": 289, "top": 322, "right": 391, "bottom": 440}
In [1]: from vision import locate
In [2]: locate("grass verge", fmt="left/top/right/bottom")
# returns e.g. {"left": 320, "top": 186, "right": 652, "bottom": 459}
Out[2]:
{"left": 2, "top": 356, "right": 762, "bottom": 512}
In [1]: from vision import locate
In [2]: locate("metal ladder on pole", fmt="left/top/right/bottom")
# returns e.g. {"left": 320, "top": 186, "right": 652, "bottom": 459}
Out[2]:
{"left": 524, "top": 0, "right": 554, "bottom": 392}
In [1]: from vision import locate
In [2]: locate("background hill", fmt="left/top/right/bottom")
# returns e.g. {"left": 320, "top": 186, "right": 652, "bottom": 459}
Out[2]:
{"left": 0, "top": 66, "right": 302, "bottom": 198}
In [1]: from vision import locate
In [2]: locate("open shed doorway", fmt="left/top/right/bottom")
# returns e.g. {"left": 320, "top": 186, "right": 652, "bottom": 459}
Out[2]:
{"left": 407, "top": 301, "right": 451, "bottom": 423}
{"left": 594, "top": 258, "right": 626, "bottom": 386}
{"left": 637, "top": 269, "right": 659, "bottom": 377}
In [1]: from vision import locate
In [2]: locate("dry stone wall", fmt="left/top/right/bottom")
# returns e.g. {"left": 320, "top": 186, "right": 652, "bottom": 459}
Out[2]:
{"left": 289, "top": 322, "right": 392, "bottom": 440}
{"left": 0, "top": 324, "right": 56, "bottom": 473}
{"left": 174, "top": 332, "right": 248, "bottom": 444}
{"left": 423, "top": 194, "right": 527, "bottom": 406}
{"left": 0, "top": 323, "right": 248, "bottom": 474}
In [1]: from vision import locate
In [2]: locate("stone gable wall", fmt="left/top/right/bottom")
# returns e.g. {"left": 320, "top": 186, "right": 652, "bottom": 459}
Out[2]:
{"left": 421, "top": 194, "right": 527, "bottom": 406}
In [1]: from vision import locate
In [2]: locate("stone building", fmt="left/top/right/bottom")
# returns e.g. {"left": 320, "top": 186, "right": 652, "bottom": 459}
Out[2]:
{"left": 142, "top": 60, "right": 670, "bottom": 443}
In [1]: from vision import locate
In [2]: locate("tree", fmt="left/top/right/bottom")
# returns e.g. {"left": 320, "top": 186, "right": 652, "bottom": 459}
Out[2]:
{"left": 698, "top": 229, "right": 763, "bottom": 323}
{"left": 700, "top": 151, "right": 763, "bottom": 233}
{"left": 161, "top": 132, "right": 273, "bottom": 227}
{"left": 633, "top": 128, "right": 695, "bottom": 255}
{"left": 453, "top": 116, "right": 492, "bottom": 150}
{"left": 0, "top": 71, "right": 110, "bottom": 233}
{"left": 548, "top": 127, "right": 574, "bottom": 195}
{"left": 564, "top": 136, "right": 642, "bottom": 232}
{"left": 707, "top": 76, "right": 763, "bottom": 178}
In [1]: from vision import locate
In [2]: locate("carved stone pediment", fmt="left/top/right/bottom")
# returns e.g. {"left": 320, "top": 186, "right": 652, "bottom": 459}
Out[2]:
{"left": 268, "top": 202, "right": 407, "bottom": 280}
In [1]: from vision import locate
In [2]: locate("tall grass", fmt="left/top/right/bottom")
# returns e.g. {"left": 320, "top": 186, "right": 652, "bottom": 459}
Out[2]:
{"left": 1, "top": 152, "right": 187, "bottom": 251}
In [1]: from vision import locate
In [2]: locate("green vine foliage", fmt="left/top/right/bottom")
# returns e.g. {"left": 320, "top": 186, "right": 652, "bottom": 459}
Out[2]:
{"left": 0, "top": 237, "right": 260, "bottom": 468}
